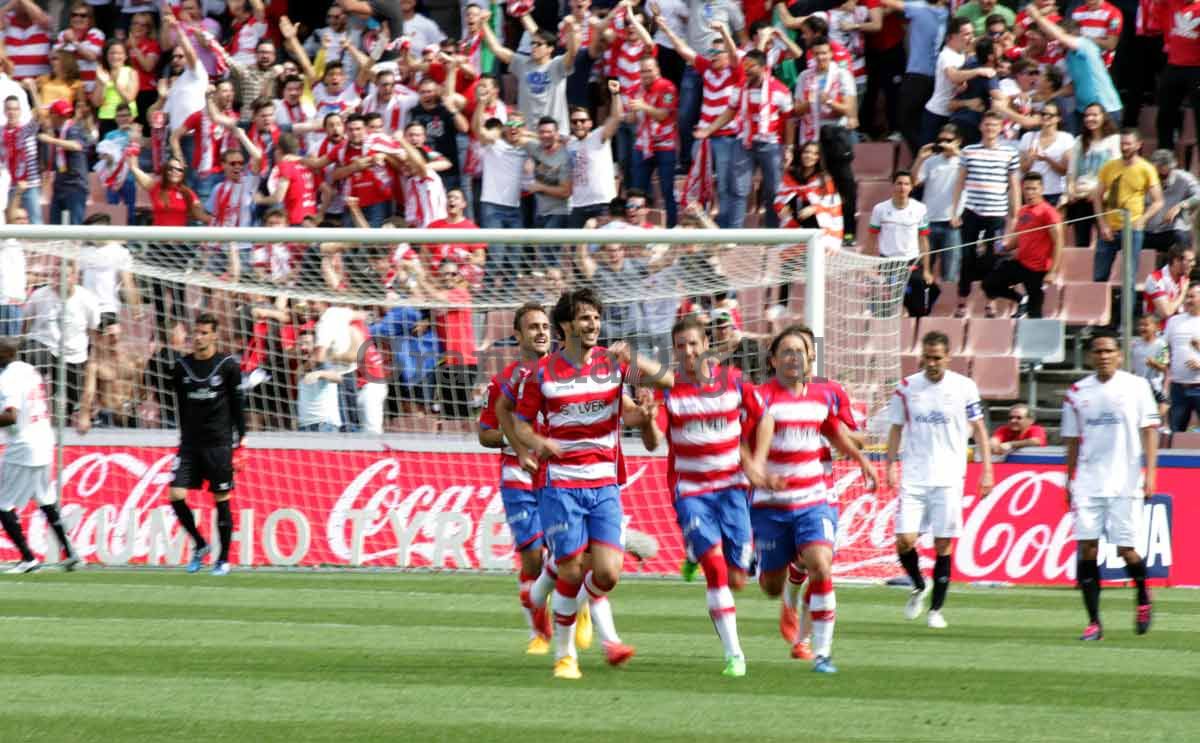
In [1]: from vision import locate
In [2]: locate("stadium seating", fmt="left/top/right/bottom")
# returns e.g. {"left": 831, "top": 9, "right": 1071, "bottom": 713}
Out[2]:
{"left": 854, "top": 141, "right": 899, "bottom": 180}
{"left": 973, "top": 355, "right": 1021, "bottom": 400}
{"left": 916, "top": 317, "right": 967, "bottom": 354}
{"left": 1169, "top": 431, "right": 1200, "bottom": 449}
{"left": 1060, "top": 282, "right": 1112, "bottom": 326}
{"left": 1015, "top": 319, "right": 1066, "bottom": 365}
{"left": 965, "top": 318, "right": 1016, "bottom": 356}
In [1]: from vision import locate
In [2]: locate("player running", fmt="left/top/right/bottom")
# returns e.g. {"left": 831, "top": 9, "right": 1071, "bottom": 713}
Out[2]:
{"left": 745, "top": 325, "right": 878, "bottom": 674}
{"left": 478, "top": 302, "right": 556, "bottom": 655}
{"left": 168, "top": 313, "right": 247, "bottom": 576}
{"left": 886, "top": 331, "right": 994, "bottom": 628}
{"left": 0, "top": 338, "right": 79, "bottom": 573}
{"left": 642, "top": 317, "right": 753, "bottom": 677}
{"left": 1061, "top": 328, "right": 1159, "bottom": 640}
{"left": 778, "top": 325, "right": 862, "bottom": 661}
{"left": 512, "top": 288, "right": 673, "bottom": 680}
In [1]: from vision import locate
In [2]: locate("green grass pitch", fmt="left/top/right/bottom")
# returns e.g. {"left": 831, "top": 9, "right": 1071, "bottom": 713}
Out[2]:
{"left": 1, "top": 571, "right": 1196, "bottom": 743}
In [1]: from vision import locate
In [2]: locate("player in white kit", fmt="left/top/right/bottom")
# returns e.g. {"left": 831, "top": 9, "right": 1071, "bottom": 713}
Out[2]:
{"left": 1061, "top": 328, "right": 1159, "bottom": 640}
{"left": 0, "top": 338, "right": 79, "bottom": 573}
{"left": 886, "top": 331, "right": 994, "bottom": 628}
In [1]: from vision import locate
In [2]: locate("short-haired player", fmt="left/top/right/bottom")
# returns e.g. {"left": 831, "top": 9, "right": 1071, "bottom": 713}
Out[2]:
{"left": 1062, "top": 328, "right": 1158, "bottom": 640}
{"left": 513, "top": 288, "right": 673, "bottom": 679}
{"left": 744, "top": 325, "right": 878, "bottom": 674}
{"left": 0, "top": 337, "right": 79, "bottom": 573}
{"left": 478, "top": 302, "right": 555, "bottom": 654}
{"left": 886, "top": 331, "right": 994, "bottom": 628}
{"left": 643, "top": 316, "right": 754, "bottom": 677}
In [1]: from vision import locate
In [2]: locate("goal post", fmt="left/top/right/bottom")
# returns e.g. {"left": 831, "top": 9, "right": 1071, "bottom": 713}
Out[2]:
{"left": 0, "top": 224, "right": 912, "bottom": 576}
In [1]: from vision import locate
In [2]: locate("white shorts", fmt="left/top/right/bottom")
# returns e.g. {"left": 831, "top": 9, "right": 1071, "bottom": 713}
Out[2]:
{"left": 895, "top": 484, "right": 963, "bottom": 538}
{"left": 356, "top": 382, "right": 387, "bottom": 435}
{"left": 0, "top": 463, "right": 53, "bottom": 510}
{"left": 1073, "top": 497, "right": 1142, "bottom": 546}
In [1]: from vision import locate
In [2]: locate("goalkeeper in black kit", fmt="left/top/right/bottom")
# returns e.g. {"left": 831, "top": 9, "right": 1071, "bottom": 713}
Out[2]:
{"left": 169, "top": 313, "right": 247, "bottom": 576}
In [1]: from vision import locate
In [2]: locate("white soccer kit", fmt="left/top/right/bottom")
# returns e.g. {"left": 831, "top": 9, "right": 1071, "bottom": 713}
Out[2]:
{"left": 1061, "top": 370, "right": 1159, "bottom": 545}
{"left": 0, "top": 360, "right": 56, "bottom": 509}
{"left": 887, "top": 370, "right": 984, "bottom": 538}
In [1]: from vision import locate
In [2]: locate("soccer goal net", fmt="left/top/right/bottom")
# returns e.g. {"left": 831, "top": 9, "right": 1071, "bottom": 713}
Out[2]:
{"left": 0, "top": 224, "right": 912, "bottom": 576}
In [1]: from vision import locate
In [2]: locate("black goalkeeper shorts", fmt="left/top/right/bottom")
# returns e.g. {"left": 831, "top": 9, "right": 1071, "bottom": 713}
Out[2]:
{"left": 171, "top": 446, "right": 234, "bottom": 494}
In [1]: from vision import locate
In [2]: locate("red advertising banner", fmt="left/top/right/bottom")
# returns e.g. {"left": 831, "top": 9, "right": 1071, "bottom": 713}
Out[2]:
{"left": 1, "top": 449, "right": 1193, "bottom": 586}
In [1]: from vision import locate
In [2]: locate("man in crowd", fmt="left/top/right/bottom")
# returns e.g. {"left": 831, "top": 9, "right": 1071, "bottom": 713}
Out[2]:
{"left": 988, "top": 404, "right": 1048, "bottom": 458}
{"left": 1093, "top": 130, "right": 1163, "bottom": 282}
{"left": 1145, "top": 150, "right": 1200, "bottom": 259}
{"left": 983, "top": 172, "right": 1063, "bottom": 319}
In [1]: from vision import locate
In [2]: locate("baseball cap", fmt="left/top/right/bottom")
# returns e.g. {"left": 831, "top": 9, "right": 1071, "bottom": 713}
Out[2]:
{"left": 712, "top": 309, "right": 734, "bottom": 326}
{"left": 49, "top": 99, "right": 74, "bottom": 118}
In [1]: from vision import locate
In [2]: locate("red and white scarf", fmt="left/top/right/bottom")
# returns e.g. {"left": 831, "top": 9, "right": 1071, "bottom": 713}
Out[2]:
{"left": 3, "top": 125, "right": 25, "bottom": 182}
{"left": 213, "top": 177, "right": 249, "bottom": 227}
{"left": 247, "top": 123, "right": 282, "bottom": 176}
{"left": 680, "top": 138, "right": 714, "bottom": 211}
{"left": 54, "top": 120, "right": 73, "bottom": 172}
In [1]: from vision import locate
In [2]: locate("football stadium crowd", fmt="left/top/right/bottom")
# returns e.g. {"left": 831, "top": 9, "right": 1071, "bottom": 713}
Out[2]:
{"left": 2, "top": 0, "right": 1200, "bottom": 434}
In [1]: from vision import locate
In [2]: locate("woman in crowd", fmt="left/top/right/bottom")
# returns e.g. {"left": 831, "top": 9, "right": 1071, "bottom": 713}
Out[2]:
{"left": 127, "top": 12, "right": 161, "bottom": 129}
{"left": 92, "top": 40, "right": 139, "bottom": 137}
{"left": 1064, "top": 102, "right": 1120, "bottom": 248}
{"left": 1018, "top": 101, "right": 1073, "bottom": 206}
{"left": 37, "top": 50, "right": 84, "bottom": 110}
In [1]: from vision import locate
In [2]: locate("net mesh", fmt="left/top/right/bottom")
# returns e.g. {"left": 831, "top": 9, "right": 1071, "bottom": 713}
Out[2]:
{"left": 0, "top": 228, "right": 911, "bottom": 575}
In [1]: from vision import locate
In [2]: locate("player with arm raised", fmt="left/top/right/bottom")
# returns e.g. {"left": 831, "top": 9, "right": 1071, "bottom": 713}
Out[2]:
{"left": 478, "top": 302, "right": 554, "bottom": 655}
{"left": 779, "top": 325, "right": 863, "bottom": 661}
{"left": 744, "top": 325, "right": 878, "bottom": 674}
{"left": 885, "top": 331, "right": 994, "bottom": 629}
{"left": 512, "top": 288, "right": 673, "bottom": 680}
{"left": 169, "top": 313, "right": 247, "bottom": 577}
{"left": 1062, "top": 328, "right": 1159, "bottom": 640}
{"left": 0, "top": 337, "right": 79, "bottom": 573}
{"left": 643, "top": 316, "right": 752, "bottom": 677}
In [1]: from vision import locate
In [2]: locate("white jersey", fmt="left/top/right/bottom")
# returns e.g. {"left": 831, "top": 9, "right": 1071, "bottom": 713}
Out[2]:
{"left": 568, "top": 128, "right": 617, "bottom": 209}
{"left": 315, "top": 306, "right": 356, "bottom": 375}
{"left": 25, "top": 285, "right": 102, "bottom": 364}
{"left": 361, "top": 85, "right": 420, "bottom": 134}
{"left": 78, "top": 242, "right": 132, "bottom": 315}
{"left": 869, "top": 198, "right": 929, "bottom": 260}
{"left": 0, "top": 360, "right": 53, "bottom": 466}
{"left": 888, "top": 369, "right": 984, "bottom": 487}
{"left": 297, "top": 371, "right": 342, "bottom": 428}
{"left": 1061, "top": 370, "right": 1159, "bottom": 500}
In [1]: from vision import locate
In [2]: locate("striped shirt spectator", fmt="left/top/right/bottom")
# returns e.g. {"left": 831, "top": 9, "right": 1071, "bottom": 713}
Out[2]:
{"left": 1070, "top": 0, "right": 1122, "bottom": 67}
{"left": 959, "top": 142, "right": 1020, "bottom": 217}
{"left": 1, "top": 117, "right": 41, "bottom": 189}
{"left": 53, "top": 6, "right": 105, "bottom": 91}
{"left": 4, "top": 3, "right": 53, "bottom": 80}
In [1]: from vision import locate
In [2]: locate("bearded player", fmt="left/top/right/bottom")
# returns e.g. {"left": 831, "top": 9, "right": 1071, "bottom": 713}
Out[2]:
{"left": 778, "top": 325, "right": 863, "bottom": 660}
{"left": 513, "top": 288, "right": 674, "bottom": 680}
{"left": 642, "top": 316, "right": 752, "bottom": 677}
{"left": 478, "top": 302, "right": 556, "bottom": 654}
{"left": 744, "top": 325, "right": 878, "bottom": 674}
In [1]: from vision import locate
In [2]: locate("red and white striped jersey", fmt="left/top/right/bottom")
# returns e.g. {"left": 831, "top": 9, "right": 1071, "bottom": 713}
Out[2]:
{"left": 1071, "top": 1, "right": 1123, "bottom": 66}
{"left": 54, "top": 26, "right": 105, "bottom": 89}
{"left": 402, "top": 173, "right": 448, "bottom": 227}
{"left": 180, "top": 108, "right": 235, "bottom": 175}
{"left": 1015, "top": 7, "right": 1062, "bottom": 43}
{"left": 1, "top": 120, "right": 41, "bottom": 187}
{"left": 275, "top": 98, "right": 315, "bottom": 129}
{"left": 4, "top": 13, "right": 51, "bottom": 79}
{"left": 515, "top": 348, "right": 628, "bottom": 489}
{"left": 660, "top": 365, "right": 749, "bottom": 498}
{"left": 738, "top": 75, "right": 793, "bottom": 146}
{"left": 208, "top": 174, "right": 259, "bottom": 228}
{"left": 361, "top": 84, "right": 420, "bottom": 134}
{"left": 226, "top": 15, "right": 268, "bottom": 67}
{"left": 694, "top": 56, "right": 743, "bottom": 138}
{"left": 744, "top": 378, "right": 839, "bottom": 509}
{"left": 607, "top": 10, "right": 653, "bottom": 106}
{"left": 635, "top": 76, "right": 678, "bottom": 154}
{"left": 480, "top": 358, "right": 543, "bottom": 491}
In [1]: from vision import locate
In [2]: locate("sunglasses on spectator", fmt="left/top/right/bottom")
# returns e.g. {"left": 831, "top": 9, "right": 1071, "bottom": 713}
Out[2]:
{"left": 531, "top": 41, "right": 551, "bottom": 47}
{"left": 625, "top": 201, "right": 646, "bottom": 209}
{"left": 570, "top": 118, "right": 590, "bottom": 124}
{"left": 1041, "top": 111, "right": 1059, "bottom": 117}
{"left": 71, "top": 11, "right": 90, "bottom": 18}
{"left": 937, "top": 138, "right": 955, "bottom": 144}
{"left": 227, "top": 160, "right": 245, "bottom": 166}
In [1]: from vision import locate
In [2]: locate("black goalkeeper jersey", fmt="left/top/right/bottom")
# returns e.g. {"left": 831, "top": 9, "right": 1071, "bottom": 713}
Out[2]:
{"left": 172, "top": 353, "right": 246, "bottom": 448}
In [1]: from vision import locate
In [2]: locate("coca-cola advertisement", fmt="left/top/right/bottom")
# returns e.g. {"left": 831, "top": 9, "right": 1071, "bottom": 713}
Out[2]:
{"left": 1, "top": 449, "right": 1193, "bottom": 586}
